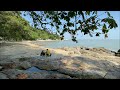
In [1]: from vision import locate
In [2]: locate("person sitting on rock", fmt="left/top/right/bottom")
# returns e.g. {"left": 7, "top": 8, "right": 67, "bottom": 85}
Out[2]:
{"left": 40, "top": 49, "right": 51, "bottom": 57}
{"left": 46, "top": 49, "right": 51, "bottom": 57}
{"left": 40, "top": 50, "right": 46, "bottom": 56}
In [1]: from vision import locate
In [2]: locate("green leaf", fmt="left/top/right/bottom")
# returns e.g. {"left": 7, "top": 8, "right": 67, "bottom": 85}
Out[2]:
{"left": 78, "top": 11, "right": 85, "bottom": 21}
{"left": 56, "top": 25, "right": 59, "bottom": 29}
{"left": 102, "top": 24, "right": 107, "bottom": 33}
{"left": 58, "top": 21, "right": 61, "bottom": 25}
{"left": 92, "top": 11, "right": 97, "bottom": 15}
{"left": 96, "top": 33, "right": 99, "bottom": 36}
{"left": 51, "top": 23, "right": 54, "bottom": 26}
{"left": 89, "top": 33, "right": 93, "bottom": 37}
{"left": 105, "top": 34, "right": 108, "bottom": 38}
{"left": 63, "top": 24, "right": 66, "bottom": 28}
{"left": 67, "top": 22, "right": 74, "bottom": 27}
{"left": 68, "top": 11, "right": 75, "bottom": 18}
{"left": 61, "top": 14, "right": 64, "bottom": 19}
{"left": 86, "top": 11, "right": 90, "bottom": 15}
{"left": 103, "top": 24, "right": 107, "bottom": 29}
{"left": 63, "top": 28, "right": 68, "bottom": 33}
{"left": 72, "top": 30, "right": 76, "bottom": 35}
{"left": 107, "top": 12, "right": 111, "bottom": 17}
{"left": 64, "top": 16, "right": 70, "bottom": 22}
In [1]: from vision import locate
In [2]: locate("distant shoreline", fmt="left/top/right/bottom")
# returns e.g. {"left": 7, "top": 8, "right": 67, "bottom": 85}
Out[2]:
{"left": 0, "top": 39, "right": 119, "bottom": 52}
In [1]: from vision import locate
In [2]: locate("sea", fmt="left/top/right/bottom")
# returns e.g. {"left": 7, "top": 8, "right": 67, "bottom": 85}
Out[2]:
{"left": 37, "top": 39, "right": 120, "bottom": 52}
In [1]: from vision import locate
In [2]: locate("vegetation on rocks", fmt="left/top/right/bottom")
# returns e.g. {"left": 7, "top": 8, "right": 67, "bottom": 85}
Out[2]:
{"left": 0, "top": 11, "right": 60, "bottom": 41}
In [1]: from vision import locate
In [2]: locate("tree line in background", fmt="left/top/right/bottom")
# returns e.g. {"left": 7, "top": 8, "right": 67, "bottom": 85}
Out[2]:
{"left": 0, "top": 11, "right": 60, "bottom": 41}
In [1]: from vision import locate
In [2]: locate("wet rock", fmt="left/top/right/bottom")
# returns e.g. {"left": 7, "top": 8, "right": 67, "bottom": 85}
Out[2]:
{"left": 0, "top": 73, "right": 9, "bottom": 79}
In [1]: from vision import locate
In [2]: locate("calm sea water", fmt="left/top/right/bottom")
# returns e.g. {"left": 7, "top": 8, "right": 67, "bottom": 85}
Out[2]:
{"left": 38, "top": 39, "right": 120, "bottom": 52}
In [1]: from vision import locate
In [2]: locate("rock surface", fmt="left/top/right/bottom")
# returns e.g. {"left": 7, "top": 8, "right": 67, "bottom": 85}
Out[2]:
{"left": 0, "top": 73, "right": 9, "bottom": 79}
{"left": 0, "top": 41, "right": 120, "bottom": 79}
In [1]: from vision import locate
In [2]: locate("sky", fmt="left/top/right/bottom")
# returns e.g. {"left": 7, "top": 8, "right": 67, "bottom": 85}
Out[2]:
{"left": 21, "top": 11, "right": 120, "bottom": 40}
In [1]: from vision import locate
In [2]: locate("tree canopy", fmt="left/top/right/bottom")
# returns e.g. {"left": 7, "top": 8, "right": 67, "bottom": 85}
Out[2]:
{"left": 0, "top": 11, "right": 60, "bottom": 41}
{"left": 23, "top": 11, "right": 118, "bottom": 43}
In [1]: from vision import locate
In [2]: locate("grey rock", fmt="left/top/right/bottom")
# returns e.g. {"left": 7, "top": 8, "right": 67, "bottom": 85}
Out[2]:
{"left": 45, "top": 72, "right": 72, "bottom": 79}
{"left": 104, "top": 71, "right": 120, "bottom": 79}
{"left": 17, "top": 61, "right": 31, "bottom": 70}
{"left": 0, "top": 66, "right": 3, "bottom": 70}
{"left": 1, "top": 69, "right": 25, "bottom": 79}
{"left": 58, "top": 68, "right": 83, "bottom": 78}
{"left": 34, "top": 60, "right": 61, "bottom": 70}
{"left": 115, "top": 52, "right": 120, "bottom": 57}
{"left": 74, "top": 50, "right": 81, "bottom": 55}
{"left": 82, "top": 69, "right": 107, "bottom": 79}
{"left": 85, "top": 48, "right": 90, "bottom": 50}
{"left": 25, "top": 67, "right": 71, "bottom": 79}
{"left": 0, "top": 62, "right": 16, "bottom": 69}
{"left": 25, "top": 66, "right": 43, "bottom": 72}
{"left": 0, "top": 37, "right": 3, "bottom": 41}
{"left": 118, "top": 49, "right": 120, "bottom": 53}
{"left": 0, "top": 73, "right": 9, "bottom": 79}
{"left": 68, "top": 51, "right": 74, "bottom": 55}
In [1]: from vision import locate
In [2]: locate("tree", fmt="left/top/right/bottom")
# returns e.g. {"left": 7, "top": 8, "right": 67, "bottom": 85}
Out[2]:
{"left": 0, "top": 11, "right": 60, "bottom": 41}
{"left": 23, "top": 11, "right": 118, "bottom": 43}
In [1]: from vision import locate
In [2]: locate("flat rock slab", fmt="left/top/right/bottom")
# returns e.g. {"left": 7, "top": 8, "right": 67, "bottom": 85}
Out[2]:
{"left": 104, "top": 71, "right": 120, "bottom": 79}
{"left": 0, "top": 73, "right": 9, "bottom": 79}
{"left": 25, "top": 66, "right": 44, "bottom": 72}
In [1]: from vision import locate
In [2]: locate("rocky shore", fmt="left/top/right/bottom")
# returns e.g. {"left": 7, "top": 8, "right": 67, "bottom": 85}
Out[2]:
{"left": 0, "top": 41, "right": 120, "bottom": 79}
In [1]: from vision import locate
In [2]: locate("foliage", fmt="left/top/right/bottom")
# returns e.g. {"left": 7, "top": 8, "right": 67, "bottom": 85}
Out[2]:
{"left": 0, "top": 11, "right": 60, "bottom": 41}
{"left": 24, "top": 11, "right": 118, "bottom": 43}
